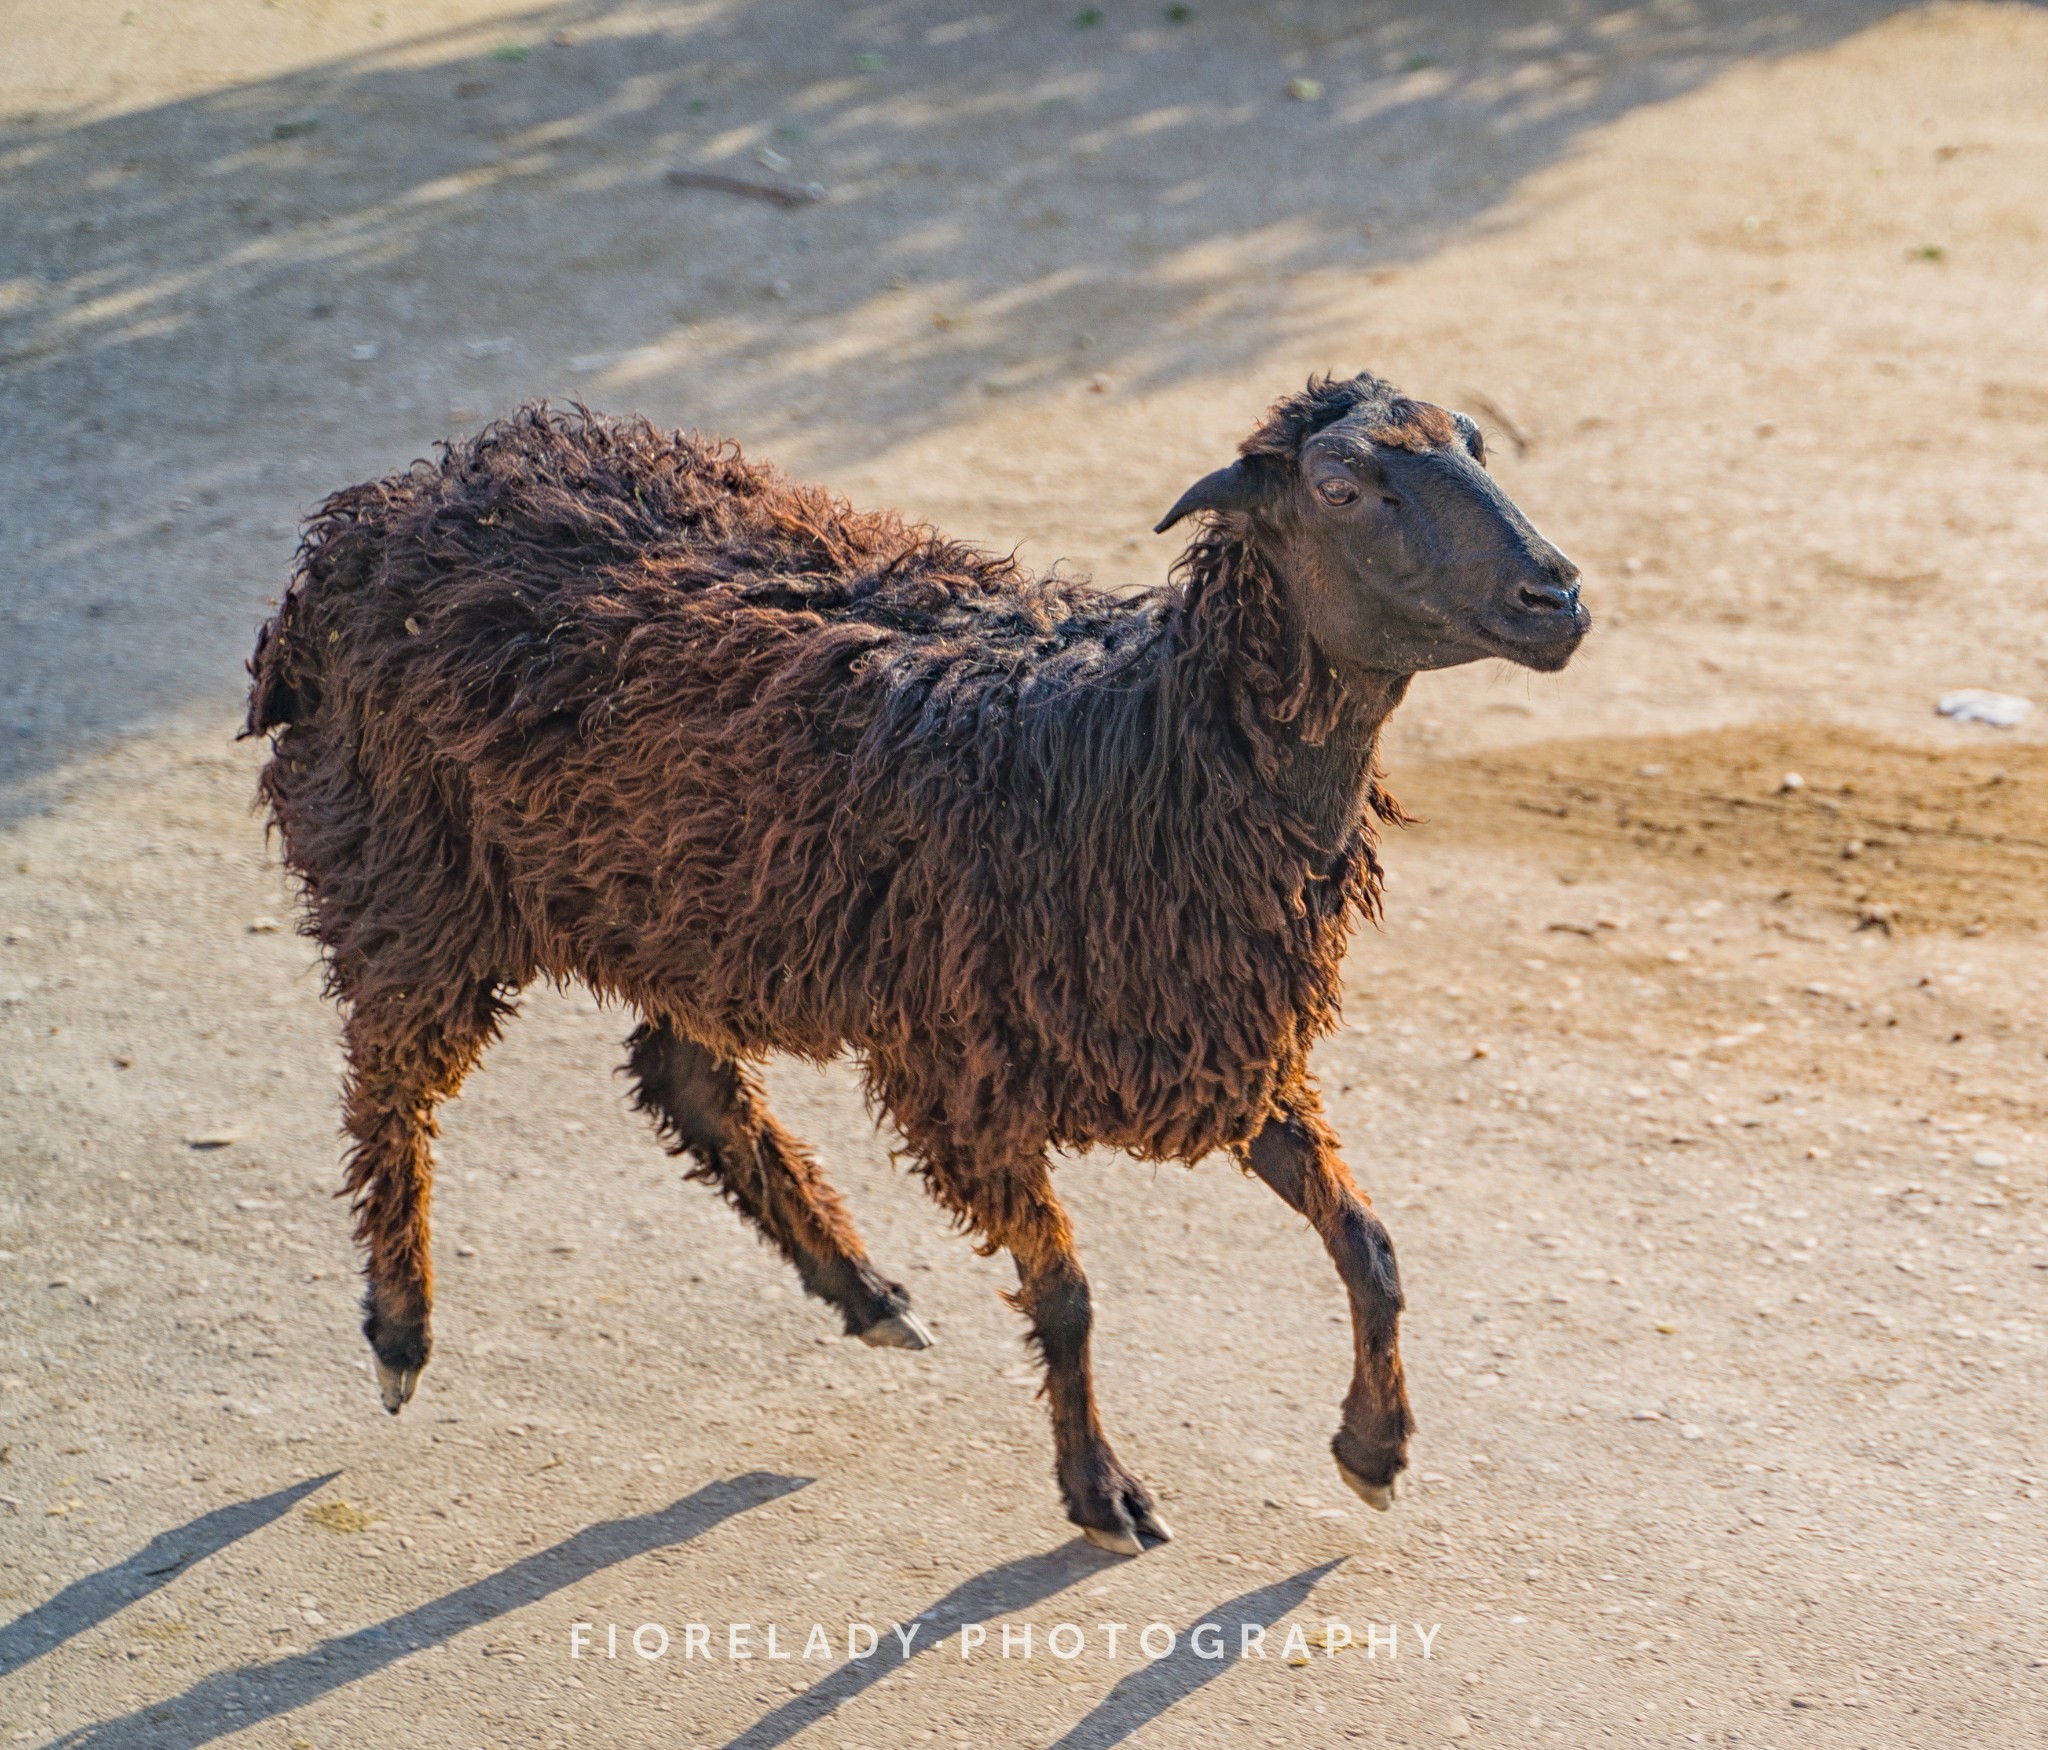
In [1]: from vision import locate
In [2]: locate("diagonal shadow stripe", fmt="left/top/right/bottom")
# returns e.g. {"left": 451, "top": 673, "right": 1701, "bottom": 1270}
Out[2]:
{"left": 722, "top": 1538, "right": 1116, "bottom": 1750}
{"left": 1047, "top": 1560, "right": 1344, "bottom": 1750}
{"left": 0, "top": 1472, "right": 338, "bottom": 1679}
{"left": 49, "top": 1471, "right": 807, "bottom": 1750}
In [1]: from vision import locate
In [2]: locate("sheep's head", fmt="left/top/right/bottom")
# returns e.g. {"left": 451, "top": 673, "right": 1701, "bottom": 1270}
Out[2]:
{"left": 1156, "top": 372, "right": 1589, "bottom": 675}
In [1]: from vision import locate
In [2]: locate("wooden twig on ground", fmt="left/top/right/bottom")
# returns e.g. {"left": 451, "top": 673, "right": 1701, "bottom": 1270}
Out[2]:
{"left": 666, "top": 170, "right": 824, "bottom": 209}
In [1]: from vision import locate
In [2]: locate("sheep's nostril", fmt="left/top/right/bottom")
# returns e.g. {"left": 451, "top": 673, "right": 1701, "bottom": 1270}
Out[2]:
{"left": 1519, "top": 580, "right": 1578, "bottom": 613}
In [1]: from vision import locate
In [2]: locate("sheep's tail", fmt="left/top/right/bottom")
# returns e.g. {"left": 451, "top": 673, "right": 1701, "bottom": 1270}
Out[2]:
{"left": 243, "top": 533, "right": 328, "bottom": 737}
{"left": 242, "top": 481, "right": 390, "bottom": 737}
{"left": 243, "top": 595, "right": 304, "bottom": 735}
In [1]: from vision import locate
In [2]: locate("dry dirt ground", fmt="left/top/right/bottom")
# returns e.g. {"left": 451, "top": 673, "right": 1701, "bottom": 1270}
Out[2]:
{"left": 4, "top": 4, "right": 2048, "bottom": 1747}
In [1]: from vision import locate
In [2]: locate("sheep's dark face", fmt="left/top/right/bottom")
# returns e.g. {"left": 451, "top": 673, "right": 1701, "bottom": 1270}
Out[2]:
{"left": 1158, "top": 393, "right": 1589, "bottom": 677}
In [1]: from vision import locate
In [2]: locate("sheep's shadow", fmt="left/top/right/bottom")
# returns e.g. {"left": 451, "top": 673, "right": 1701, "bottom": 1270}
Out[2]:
{"left": 0, "top": 0, "right": 1924, "bottom": 801}
{"left": 1046, "top": 1561, "right": 1342, "bottom": 1750}
{"left": 719, "top": 1536, "right": 1116, "bottom": 1749}
{"left": 720, "top": 1550, "right": 1343, "bottom": 1749}
{"left": 0, "top": 1472, "right": 336, "bottom": 1679}
{"left": 44, "top": 1471, "right": 806, "bottom": 1750}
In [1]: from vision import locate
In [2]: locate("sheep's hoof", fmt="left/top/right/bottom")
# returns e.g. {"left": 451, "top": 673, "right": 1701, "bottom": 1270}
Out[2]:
{"left": 1077, "top": 1485, "right": 1171, "bottom": 1557}
{"left": 1083, "top": 1525, "right": 1147, "bottom": 1558}
{"left": 376, "top": 1359, "right": 420, "bottom": 1415}
{"left": 1336, "top": 1462, "right": 1398, "bottom": 1512}
{"left": 858, "top": 1310, "right": 934, "bottom": 1351}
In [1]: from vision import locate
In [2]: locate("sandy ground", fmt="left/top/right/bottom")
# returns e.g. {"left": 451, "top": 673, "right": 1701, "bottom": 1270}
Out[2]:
{"left": 4, "top": 3, "right": 2048, "bottom": 1746}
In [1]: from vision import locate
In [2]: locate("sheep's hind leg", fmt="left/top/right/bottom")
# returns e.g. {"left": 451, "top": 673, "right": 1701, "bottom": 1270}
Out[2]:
{"left": 925, "top": 1153, "right": 1170, "bottom": 1557}
{"left": 341, "top": 980, "right": 511, "bottom": 1414}
{"left": 1242, "top": 1104, "right": 1413, "bottom": 1511}
{"left": 625, "top": 1022, "right": 930, "bottom": 1349}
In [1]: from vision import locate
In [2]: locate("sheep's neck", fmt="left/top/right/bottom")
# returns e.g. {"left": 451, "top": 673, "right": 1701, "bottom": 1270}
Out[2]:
{"left": 1164, "top": 530, "right": 1409, "bottom": 853}
{"left": 1274, "top": 676, "right": 1408, "bottom": 849}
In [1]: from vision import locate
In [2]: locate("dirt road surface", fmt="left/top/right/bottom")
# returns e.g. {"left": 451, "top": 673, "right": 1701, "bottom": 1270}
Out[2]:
{"left": 4, "top": 4, "right": 2046, "bottom": 1746}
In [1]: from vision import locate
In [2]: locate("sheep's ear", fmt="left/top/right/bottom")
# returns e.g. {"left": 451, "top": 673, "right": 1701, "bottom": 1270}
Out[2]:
{"left": 1153, "top": 458, "right": 1276, "bottom": 533}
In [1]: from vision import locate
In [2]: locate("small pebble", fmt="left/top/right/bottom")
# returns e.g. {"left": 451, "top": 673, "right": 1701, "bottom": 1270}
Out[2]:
{"left": 1285, "top": 77, "right": 1325, "bottom": 101}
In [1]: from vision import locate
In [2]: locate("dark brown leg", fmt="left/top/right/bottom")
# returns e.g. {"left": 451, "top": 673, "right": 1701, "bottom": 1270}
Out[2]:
{"left": 922, "top": 1151, "right": 1169, "bottom": 1556}
{"left": 340, "top": 978, "right": 511, "bottom": 1413}
{"left": 625, "top": 1021, "right": 929, "bottom": 1348}
{"left": 1241, "top": 1101, "right": 1412, "bottom": 1509}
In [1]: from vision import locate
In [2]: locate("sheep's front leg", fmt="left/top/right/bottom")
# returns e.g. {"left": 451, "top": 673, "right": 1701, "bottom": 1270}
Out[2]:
{"left": 924, "top": 1153, "right": 1171, "bottom": 1556}
{"left": 1242, "top": 1106, "right": 1412, "bottom": 1509}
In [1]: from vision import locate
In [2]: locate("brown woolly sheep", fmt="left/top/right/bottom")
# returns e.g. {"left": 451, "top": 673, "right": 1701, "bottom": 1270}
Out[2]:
{"left": 246, "top": 372, "right": 1586, "bottom": 1554}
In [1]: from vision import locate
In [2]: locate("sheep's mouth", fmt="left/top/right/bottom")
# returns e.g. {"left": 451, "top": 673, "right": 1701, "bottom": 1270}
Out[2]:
{"left": 1476, "top": 606, "right": 1591, "bottom": 672}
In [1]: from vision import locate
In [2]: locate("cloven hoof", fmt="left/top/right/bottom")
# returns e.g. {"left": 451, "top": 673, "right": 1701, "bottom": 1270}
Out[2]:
{"left": 857, "top": 1310, "right": 935, "bottom": 1351}
{"left": 375, "top": 1359, "right": 420, "bottom": 1415}
{"left": 1083, "top": 1525, "right": 1148, "bottom": 1558}
{"left": 1081, "top": 1506, "right": 1172, "bottom": 1558}
{"left": 1336, "top": 1461, "right": 1398, "bottom": 1512}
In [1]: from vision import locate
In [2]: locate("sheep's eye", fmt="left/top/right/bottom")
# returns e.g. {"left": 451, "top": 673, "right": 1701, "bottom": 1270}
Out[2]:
{"left": 1315, "top": 477, "right": 1360, "bottom": 507}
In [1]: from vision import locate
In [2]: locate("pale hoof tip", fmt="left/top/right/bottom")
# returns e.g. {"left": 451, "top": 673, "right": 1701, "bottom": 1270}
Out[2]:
{"left": 376, "top": 1360, "right": 419, "bottom": 1414}
{"left": 1138, "top": 1512, "right": 1174, "bottom": 1545}
{"left": 1082, "top": 1525, "right": 1147, "bottom": 1558}
{"left": 1338, "top": 1466, "right": 1398, "bottom": 1512}
{"left": 858, "top": 1310, "right": 935, "bottom": 1351}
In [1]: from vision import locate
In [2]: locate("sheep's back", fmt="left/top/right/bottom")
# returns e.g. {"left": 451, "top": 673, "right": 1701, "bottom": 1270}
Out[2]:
{"left": 261, "top": 407, "right": 1160, "bottom": 1041}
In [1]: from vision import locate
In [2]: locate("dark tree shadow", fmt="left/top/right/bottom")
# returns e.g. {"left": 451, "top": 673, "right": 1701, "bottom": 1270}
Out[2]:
{"left": 720, "top": 1536, "right": 1116, "bottom": 1749}
{"left": 0, "top": 1472, "right": 337, "bottom": 1679}
{"left": 0, "top": 0, "right": 1922, "bottom": 800}
{"left": 1046, "top": 1560, "right": 1343, "bottom": 1750}
{"left": 47, "top": 1471, "right": 806, "bottom": 1750}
